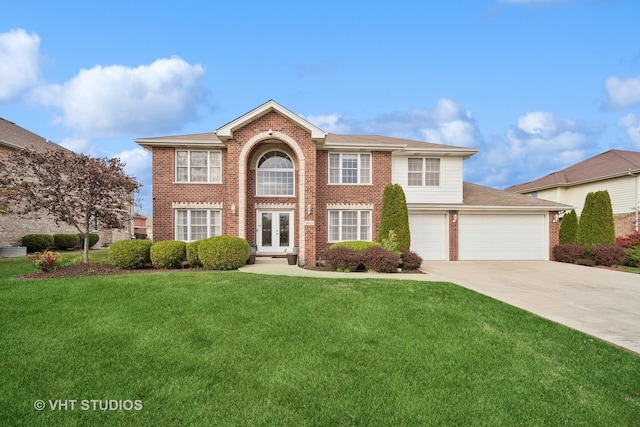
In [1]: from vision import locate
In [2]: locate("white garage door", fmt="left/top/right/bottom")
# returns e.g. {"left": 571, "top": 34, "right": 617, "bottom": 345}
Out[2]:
{"left": 458, "top": 214, "right": 547, "bottom": 260}
{"left": 409, "top": 214, "right": 447, "bottom": 260}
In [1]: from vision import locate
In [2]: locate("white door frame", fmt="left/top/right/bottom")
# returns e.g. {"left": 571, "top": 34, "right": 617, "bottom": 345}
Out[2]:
{"left": 256, "top": 210, "right": 294, "bottom": 253}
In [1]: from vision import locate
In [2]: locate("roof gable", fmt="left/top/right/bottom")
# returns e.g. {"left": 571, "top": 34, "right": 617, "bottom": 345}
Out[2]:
{"left": 508, "top": 149, "right": 640, "bottom": 193}
{"left": 215, "top": 100, "right": 327, "bottom": 140}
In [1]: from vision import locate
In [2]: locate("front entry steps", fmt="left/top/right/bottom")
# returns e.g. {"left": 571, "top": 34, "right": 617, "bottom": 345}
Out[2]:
{"left": 254, "top": 256, "right": 288, "bottom": 264}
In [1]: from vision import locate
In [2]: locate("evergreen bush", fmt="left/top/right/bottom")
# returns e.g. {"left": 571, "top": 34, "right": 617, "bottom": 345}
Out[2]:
{"left": 198, "top": 236, "right": 250, "bottom": 270}
{"left": 559, "top": 209, "right": 578, "bottom": 244}
{"left": 577, "top": 191, "right": 615, "bottom": 248}
{"left": 53, "top": 233, "right": 81, "bottom": 250}
{"left": 186, "top": 240, "right": 202, "bottom": 267}
{"left": 378, "top": 183, "right": 410, "bottom": 250}
{"left": 150, "top": 240, "right": 186, "bottom": 269}
{"left": 21, "top": 234, "right": 54, "bottom": 252}
{"left": 623, "top": 246, "right": 640, "bottom": 267}
{"left": 108, "top": 239, "right": 152, "bottom": 269}
{"left": 78, "top": 233, "right": 100, "bottom": 248}
{"left": 330, "top": 241, "right": 381, "bottom": 252}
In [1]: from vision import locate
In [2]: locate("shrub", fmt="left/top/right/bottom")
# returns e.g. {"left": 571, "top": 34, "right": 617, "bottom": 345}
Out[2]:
{"left": 362, "top": 246, "right": 401, "bottom": 273}
{"left": 186, "top": 240, "right": 202, "bottom": 267}
{"left": 28, "top": 251, "right": 62, "bottom": 271}
{"left": 590, "top": 244, "right": 625, "bottom": 267}
{"left": 624, "top": 246, "right": 640, "bottom": 267}
{"left": 378, "top": 183, "right": 410, "bottom": 250}
{"left": 552, "top": 244, "right": 585, "bottom": 264}
{"left": 150, "top": 240, "right": 186, "bottom": 269}
{"left": 559, "top": 209, "right": 578, "bottom": 244}
{"left": 616, "top": 231, "right": 640, "bottom": 248}
{"left": 576, "top": 258, "right": 596, "bottom": 267}
{"left": 324, "top": 247, "right": 363, "bottom": 272}
{"left": 108, "top": 239, "right": 152, "bottom": 269}
{"left": 330, "top": 241, "right": 381, "bottom": 252}
{"left": 198, "top": 236, "right": 250, "bottom": 270}
{"left": 78, "top": 233, "right": 100, "bottom": 248}
{"left": 53, "top": 233, "right": 81, "bottom": 250}
{"left": 400, "top": 249, "right": 423, "bottom": 270}
{"left": 22, "top": 234, "right": 54, "bottom": 252}
{"left": 577, "top": 190, "right": 615, "bottom": 248}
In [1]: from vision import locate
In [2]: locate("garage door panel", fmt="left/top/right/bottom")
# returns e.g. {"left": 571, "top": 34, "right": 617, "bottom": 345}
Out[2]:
{"left": 409, "top": 214, "right": 447, "bottom": 260}
{"left": 459, "top": 214, "right": 546, "bottom": 260}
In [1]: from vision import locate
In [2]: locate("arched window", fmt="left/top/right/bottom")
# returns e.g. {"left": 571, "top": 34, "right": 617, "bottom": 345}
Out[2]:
{"left": 256, "top": 151, "right": 294, "bottom": 196}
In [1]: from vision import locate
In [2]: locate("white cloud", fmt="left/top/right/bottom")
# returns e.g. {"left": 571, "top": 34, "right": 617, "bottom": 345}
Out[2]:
{"left": 617, "top": 113, "right": 640, "bottom": 148}
{"left": 470, "top": 111, "right": 602, "bottom": 188}
{"left": 59, "top": 136, "right": 92, "bottom": 153}
{"left": 115, "top": 147, "right": 152, "bottom": 181}
{"left": 604, "top": 75, "right": 640, "bottom": 110}
{"left": 32, "top": 56, "right": 207, "bottom": 137}
{"left": 304, "top": 113, "right": 354, "bottom": 133}
{"left": 366, "top": 98, "right": 481, "bottom": 147}
{"left": 0, "top": 29, "right": 41, "bottom": 102}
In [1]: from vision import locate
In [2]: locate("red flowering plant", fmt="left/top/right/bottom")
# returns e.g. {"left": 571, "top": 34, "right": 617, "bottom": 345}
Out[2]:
{"left": 28, "top": 251, "right": 62, "bottom": 272}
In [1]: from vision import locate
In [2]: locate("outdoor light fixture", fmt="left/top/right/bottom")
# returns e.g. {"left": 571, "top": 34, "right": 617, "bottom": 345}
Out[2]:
{"left": 452, "top": 214, "right": 458, "bottom": 223}
{"left": 307, "top": 204, "right": 312, "bottom": 215}
{"left": 553, "top": 214, "right": 559, "bottom": 223}
{"left": 231, "top": 204, "right": 236, "bottom": 215}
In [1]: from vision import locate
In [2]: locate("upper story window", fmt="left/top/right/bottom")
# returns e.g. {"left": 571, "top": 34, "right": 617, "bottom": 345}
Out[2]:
{"left": 408, "top": 158, "right": 440, "bottom": 186}
{"left": 256, "top": 151, "right": 294, "bottom": 196}
{"left": 329, "top": 153, "right": 371, "bottom": 184}
{"left": 176, "top": 150, "right": 222, "bottom": 183}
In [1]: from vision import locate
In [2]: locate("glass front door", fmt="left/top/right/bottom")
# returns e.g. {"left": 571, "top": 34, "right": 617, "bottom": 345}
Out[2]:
{"left": 257, "top": 210, "right": 293, "bottom": 253}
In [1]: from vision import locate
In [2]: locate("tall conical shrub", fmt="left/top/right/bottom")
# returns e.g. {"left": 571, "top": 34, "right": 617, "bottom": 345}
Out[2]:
{"left": 559, "top": 209, "right": 578, "bottom": 244}
{"left": 576, "top": 192, "right": 596, "bottom": 248}
{"left": 378, "top": 183, "right": 411, "bottom": 250}
{"left": 592, "top": 190, "right": 615, "bottom": 246}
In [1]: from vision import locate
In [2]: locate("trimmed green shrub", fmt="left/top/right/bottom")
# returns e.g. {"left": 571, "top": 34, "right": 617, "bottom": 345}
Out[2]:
{"left": 53, "top": 233, "right": 81, "bottom": 250}
{"left": 624, "top": 246, "right": 640, "bottom": 267}
{"left": 330, "top": 241, "right": 381, "bottom": 252}
{"left": 362, "top": 246, "right": 401, "bottom": 273}
{"left": 559, "top": 209, "right": 578, "bottom": 244}
{"left": 198, "top": 236, "right": 250, "bottom": 270}
{"left": 591, "top": 244, "right": 625, "bottom": 267}
{"left": 552, "top": 244, "right": 585, "bottom": 264}
{"left": 78, "top": 233, "right": 100, "bottom": 248}
{"left": 22, "top": 234, "right": 54, "bottom": 252}
{"left": 324, "top": 247, "right": 363, "bottom": 272}
{"left": 400, "top": 249, "right": 423, "bottom": 270}
{"left": 378, "top": 183, "right": 410, "bottom": 250}
{"left": 577, "top": 191, "right": 615, "bottom": 248}
{"left": 186, "top": 240, "right": 202, "bottom": 267}
{"left": 108, "top": 239, "right": 152, "bottom": 269}
{"left": 150, "top": 240, "right": 186, "bottom": 269}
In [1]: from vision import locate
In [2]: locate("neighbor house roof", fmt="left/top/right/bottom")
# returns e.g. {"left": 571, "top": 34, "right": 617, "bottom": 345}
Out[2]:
{"left": 0, "top": 117, "right": 69, "bottom": 153}
{"left": 507, "top": 149, "right": 640, "bottom": 193}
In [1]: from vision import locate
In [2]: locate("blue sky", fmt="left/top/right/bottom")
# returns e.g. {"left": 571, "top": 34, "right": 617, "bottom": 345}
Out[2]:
{"left": 2, "top": 0, "right": 640, "bottom": 215}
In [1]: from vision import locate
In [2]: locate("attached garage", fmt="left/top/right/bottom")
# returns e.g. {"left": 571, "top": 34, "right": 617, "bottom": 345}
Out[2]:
{"left": 409, "top": 213, "right": 447, "bottom": 260}
{"left": 458, "top": 213, "right": 547, "bottom": 260}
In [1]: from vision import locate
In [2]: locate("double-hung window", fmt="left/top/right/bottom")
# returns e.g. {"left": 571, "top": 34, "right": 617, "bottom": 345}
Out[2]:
{"left": 176, "top": 150, "right": 222, "bottom": 183}
{"left": 408, "top": 158, "right": 440, "bottom": 186}
{"left": 329, "top": 153, "right": 371, "bottom": 184}
{"left": 328, "top": 210, "right": 372, "bottom": 242}
{"left": 175, "top": 209, "right": 221, "bottom": 242}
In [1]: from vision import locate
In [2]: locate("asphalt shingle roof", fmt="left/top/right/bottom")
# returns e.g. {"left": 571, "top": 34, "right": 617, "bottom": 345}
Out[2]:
{"left": 0, "top": 118, "right": 68, "bottom": 152}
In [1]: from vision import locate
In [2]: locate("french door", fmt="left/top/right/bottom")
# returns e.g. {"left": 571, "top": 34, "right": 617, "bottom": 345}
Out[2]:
{"left": 257, "top": 210, "right": 294, "bottom": 253}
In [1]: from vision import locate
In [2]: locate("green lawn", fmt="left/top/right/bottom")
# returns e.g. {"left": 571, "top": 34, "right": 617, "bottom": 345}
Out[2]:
{"left": 1, "top": 256, "right": 639, "bottom": 426}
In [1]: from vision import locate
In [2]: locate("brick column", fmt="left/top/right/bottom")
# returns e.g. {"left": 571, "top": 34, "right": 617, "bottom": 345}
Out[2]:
{"left": 449, "top": 210, "right": 458, "bottom": 261}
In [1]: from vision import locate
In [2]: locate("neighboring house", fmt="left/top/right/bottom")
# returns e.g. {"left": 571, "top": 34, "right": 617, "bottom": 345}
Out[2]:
{"left": 135, "top": 100, "right": 569, "bottom": 265}
{"left": 507, "top": 150, "right": 640, "bottom": 237}
{"left": 0, "top": 118, "right": 134, "bottom": 247}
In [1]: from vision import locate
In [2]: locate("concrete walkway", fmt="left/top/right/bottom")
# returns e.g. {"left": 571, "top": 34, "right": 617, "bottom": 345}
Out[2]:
{"left": 240, "top": 258, "right": 640, "bottom": 355}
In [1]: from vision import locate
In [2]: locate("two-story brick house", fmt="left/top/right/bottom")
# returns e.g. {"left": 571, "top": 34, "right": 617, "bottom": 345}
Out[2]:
{"left": 135, "top": 100, "right": 570, "bottom": 265}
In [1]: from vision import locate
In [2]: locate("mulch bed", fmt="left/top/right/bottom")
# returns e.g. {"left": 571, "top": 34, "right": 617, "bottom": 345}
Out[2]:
{"left": 18, "top": 263, "right": 157, "bottom": 279}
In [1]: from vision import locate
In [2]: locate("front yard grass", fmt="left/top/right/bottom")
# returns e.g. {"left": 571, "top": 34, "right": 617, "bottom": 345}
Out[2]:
{"left": 1, "top": 257, "right": 639, "bottom": 426}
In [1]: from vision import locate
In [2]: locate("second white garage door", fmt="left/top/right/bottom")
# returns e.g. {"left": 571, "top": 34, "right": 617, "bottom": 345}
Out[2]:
{"left": 409, "top": 213, "right": 447, "bottom": 260}
{"left": 458, "top": 214, "right": 547, "bottom": 260}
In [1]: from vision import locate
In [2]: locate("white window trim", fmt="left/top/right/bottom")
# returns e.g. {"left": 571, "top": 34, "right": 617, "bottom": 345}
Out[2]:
{"left": 407, "top": 157, "right": 440, "bottom": 187}
{"left": 327, "top": 210, "right": 372, "bottom": 243}
{"left": 175, "top": 209, "right": 222, "bottom": 242}
{"left": 328, "top": 152, "right": 372, "bottom": 185}
{"left": 175, "top": 150, "right": 222, "bottom": 184}
{"left": 255, "top": 150, "right": 296, "bottom": 197}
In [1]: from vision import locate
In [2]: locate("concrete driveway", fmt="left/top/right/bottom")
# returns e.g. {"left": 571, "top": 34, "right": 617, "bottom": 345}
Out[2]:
{"left": 423, "top": 261, "right": 640, "bottom": 355}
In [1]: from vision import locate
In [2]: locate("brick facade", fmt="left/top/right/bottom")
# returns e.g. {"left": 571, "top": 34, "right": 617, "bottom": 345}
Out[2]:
{"left": 614, "top": 212, "right": 638, "bottom": 237}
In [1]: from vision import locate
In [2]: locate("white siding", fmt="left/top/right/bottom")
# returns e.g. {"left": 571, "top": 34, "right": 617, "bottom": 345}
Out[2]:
{"left": 392, "top": 155, "right": 464, "bottom": 204}
{"left": 532, "top": 175, "right": 638, "bottom": 216}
